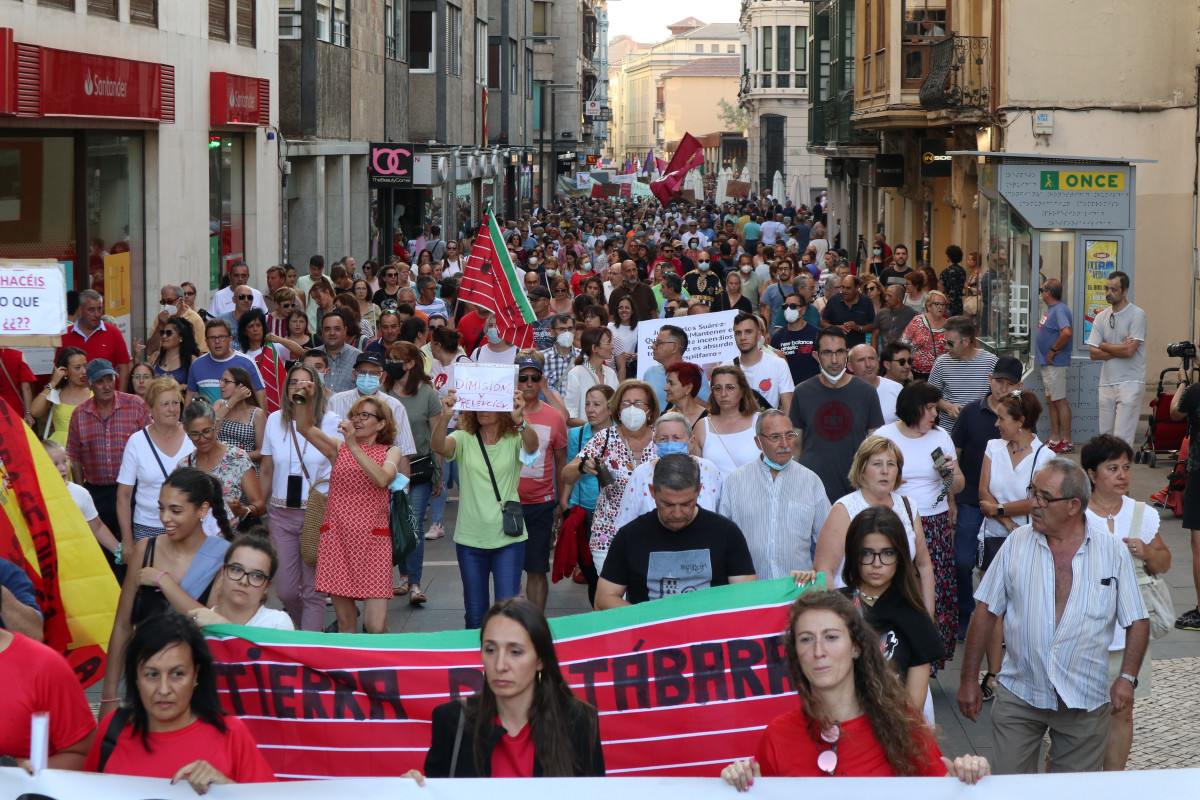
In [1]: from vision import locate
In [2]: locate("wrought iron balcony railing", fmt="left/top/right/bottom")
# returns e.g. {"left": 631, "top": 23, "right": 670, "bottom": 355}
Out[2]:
{"left": 919, "top": 34, "right": 989, "bottom": 112}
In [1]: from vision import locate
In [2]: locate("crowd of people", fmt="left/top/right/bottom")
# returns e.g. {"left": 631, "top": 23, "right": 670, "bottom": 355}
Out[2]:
{"left": 0, "top": 192, "right": 1189, "bottom": 792}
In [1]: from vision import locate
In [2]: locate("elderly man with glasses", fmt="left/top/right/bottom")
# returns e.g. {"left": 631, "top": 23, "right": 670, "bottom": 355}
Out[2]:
{"left": 957, "top": 458, "right": 1148, "bottom": 775}
{"left": 146, "top": 283, "right": 208, "bottom": 356}
{"left": 643, "top": 324, "right": 711, "bottom": 411}
{"left": 208, "top": 260, "right": 268, "bottom": 316}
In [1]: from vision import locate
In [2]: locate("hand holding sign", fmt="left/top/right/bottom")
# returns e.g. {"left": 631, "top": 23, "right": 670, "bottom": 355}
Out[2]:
{"left": 452, "top": 364, "right": 517, "bottom": 412}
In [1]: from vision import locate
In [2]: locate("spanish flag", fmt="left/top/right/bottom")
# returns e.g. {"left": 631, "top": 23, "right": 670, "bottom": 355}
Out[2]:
{"left": 0, "top": 398, "right": 119, "bottom": 686}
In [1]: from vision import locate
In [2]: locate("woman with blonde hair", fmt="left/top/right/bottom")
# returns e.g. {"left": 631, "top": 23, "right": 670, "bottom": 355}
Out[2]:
{"left": 901, "top": 290, "right": 949, "bottom": 380}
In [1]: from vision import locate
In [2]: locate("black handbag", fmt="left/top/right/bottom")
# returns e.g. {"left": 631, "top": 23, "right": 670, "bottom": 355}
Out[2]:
{"left": 407, "top": 452, "right": 437, "bottom": 485}
{"left": 476, "top": 432, "right": 524, "bottom": 537}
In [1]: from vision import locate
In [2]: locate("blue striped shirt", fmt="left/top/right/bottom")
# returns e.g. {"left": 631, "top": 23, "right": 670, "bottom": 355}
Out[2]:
{"left": 975, "top": 523, "right": 1147, "bottom": 711}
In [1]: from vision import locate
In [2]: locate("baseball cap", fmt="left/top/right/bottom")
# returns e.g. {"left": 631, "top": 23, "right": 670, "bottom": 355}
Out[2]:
{"left": 527, "top": 286, "right": 552, "bottom": 300}
{"left": 516, "top": 355, "right": 544, "bottom": 374}
{"left": 86, "top": 359, "right": 118, "bottom": 382}
{"left": 992, "top": 356, "right": 1024, "bottom": 383}
{"left": 355, "top": 351, "right": 386, "bottom": 368}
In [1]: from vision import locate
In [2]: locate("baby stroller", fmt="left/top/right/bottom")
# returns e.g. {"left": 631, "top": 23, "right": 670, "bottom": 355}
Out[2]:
{"left": 1149, "top": 436, "right": 1189, "bottom": 516}
{"left": 1135, "top": 367, "right": 1188, "bottom": 467}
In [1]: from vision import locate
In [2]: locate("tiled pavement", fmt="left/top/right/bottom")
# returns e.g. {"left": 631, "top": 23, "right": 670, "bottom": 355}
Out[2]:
{"left": 85, "top": 435, "right": 1200, "bottom": 769}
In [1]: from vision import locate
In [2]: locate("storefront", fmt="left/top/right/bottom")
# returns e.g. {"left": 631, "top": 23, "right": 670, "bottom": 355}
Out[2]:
{"left": 209, "top": 73, "right": 270, "bottom": 293}
{"left": 0, "top": 31, "right": 177, "bottom": 354}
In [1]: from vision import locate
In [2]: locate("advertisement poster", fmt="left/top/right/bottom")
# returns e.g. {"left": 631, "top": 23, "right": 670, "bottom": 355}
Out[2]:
{"left": 1083, "top": 239, "right": 1118, "bottom": 339}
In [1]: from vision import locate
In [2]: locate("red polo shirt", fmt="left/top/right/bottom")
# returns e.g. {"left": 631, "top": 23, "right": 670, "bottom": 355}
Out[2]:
{"left": 59, "top": 321, "right": 131, "bottom": 367}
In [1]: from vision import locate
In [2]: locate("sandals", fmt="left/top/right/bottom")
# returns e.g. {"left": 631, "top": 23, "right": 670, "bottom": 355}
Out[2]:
{"left": 980, "top": 672, "right": 997, "bottom": 701}
{"left": 408, "top": 587, "right": 427, "bottom": 606}
{"left": 393, "top": 579, "right": 409, "bottom": 597}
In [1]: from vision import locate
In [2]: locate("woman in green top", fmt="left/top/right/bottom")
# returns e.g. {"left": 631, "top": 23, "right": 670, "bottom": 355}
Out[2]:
{"left": 431, "top": 387, "right": 539, "bottom": 629}
{"left": 31, "top": 347, "right": 91, "bottom": 445}
{"left": 386, "top": 341, "right": 443, "bottom": 605}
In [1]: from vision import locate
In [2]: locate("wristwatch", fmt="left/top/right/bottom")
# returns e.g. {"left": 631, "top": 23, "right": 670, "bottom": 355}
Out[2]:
{"left": 1119, "top": 672, "right": 1139, "bottom": 688}
{"left": 997, "top": 505, "right": 1005, "bottom": 517}
{"left": 515, "top": 419, "right": 528, "bottom": 433}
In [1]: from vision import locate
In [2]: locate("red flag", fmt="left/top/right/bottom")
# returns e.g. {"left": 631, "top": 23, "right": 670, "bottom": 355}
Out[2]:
{"left": 459, "top": 210, "right": 536, "bottom": 349}
{"left": 650, "top": 133, "right": 705, "bottom": 204}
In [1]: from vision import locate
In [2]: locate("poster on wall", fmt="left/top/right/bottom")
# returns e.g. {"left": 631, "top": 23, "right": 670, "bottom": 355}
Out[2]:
{"left": 103, "top": 252, "right": 131, "bottom": 340}
{"left": 1083, "top": 239, "right": 1118, "bottom": 340}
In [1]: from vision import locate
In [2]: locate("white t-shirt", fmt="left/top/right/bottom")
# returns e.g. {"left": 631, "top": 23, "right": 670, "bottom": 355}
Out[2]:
{"left": 875, "top": 377, "right": 903, "bottom": 425}
{"left": 260, "top": 411, "right": 344, "bottom": 505}
{"left": 980, "top": 437, "right": 1054, "bottom": 539}
{"left": 874, "top": 422, "right": 956, "bottom": 516}
{"left": 246, "top": 605, "right": 296, "bottom": 630}
{"left": 471, "top": 344, "right": 518, "bottom": 365}
{"left": 608, "top": 323, "right": 638, "bottom": 356}
{"left": 1085, "top": 496, "right": 1159, "bottom": 651}
{"left": 67, "top": 481, "right": 99, "bottom": 522}
{"left": 1086, "top": 303, "right": 1148, "bottom": 386}
{"left": 724, "top": 353, "right": 795, "bottom": 409}
{"left": 116, "top": 429, "right": 195, "bottom": 528}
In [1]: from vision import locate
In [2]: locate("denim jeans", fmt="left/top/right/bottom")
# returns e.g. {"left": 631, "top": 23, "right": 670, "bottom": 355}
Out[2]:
{"left": 402, "top": 480, "right": 433, "bottom": 587}
{"left": 456, "top": 540, "right": 525, "bottom": 629}
{"left": 954, "top": 502, "right": 983, "bottom": 632}
{"left": 430, "top": 458, "right": 459, "bottom": 525}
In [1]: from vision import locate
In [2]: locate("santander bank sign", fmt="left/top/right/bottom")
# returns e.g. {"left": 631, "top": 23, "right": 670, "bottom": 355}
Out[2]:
{"left": 84, "top": 69, "right": 129, "bottom": 99}
{"left": 40, "top": 49, "right": 164, "bottom": 120}
{"left": 211, "top": 72, "right": 267, "bottom": 126}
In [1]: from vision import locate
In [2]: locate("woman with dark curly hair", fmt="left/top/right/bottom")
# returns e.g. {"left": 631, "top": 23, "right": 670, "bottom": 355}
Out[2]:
{"left": 405, "top": 598, "right": 604, "bottom": 780}
{"left": 721, "top": 590, "right": 989, "bottom": 786}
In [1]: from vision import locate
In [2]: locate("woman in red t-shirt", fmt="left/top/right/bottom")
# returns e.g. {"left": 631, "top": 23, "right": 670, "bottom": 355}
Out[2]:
{"left": 85, "top": 613, "right": 275, "bottom": 794}
{"left": 721, "top": 591, "right": 990, "bottom": 788}
{"left": 405, "top": 598, "right": 604, "bottom": 780}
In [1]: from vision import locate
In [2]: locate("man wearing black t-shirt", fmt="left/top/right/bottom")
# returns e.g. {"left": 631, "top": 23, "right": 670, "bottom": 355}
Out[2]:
{"left": 878, "top": 243, "right": 914, "bottom": 288}
{"left": 595, "top": 454, "right": 756, "bottom": 608}
{"left": 771, "top": 292, "right": 821, "bottom": 386}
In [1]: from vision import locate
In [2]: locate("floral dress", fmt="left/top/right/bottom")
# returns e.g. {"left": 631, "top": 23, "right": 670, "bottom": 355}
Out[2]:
{"left": 902, "top": 314, "right": 947, "bottom": 377}
{"left": 178, "top": 446, "right": 253, "bottom": 536}
{"left": 579, "top": 427, "right": 657, "bottom": 557}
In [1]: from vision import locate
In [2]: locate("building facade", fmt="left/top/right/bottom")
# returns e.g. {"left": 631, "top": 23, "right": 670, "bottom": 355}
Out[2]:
{"left": 0, "top": 0, "right": 279, "bottom": 351}
{"left": 739, "top": 0, "right": 825, "bottom": 205}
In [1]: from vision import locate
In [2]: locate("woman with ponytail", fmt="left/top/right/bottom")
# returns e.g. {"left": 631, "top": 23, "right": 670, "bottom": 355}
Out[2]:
{"left": 99, "top": 468, "right": 233, "bottom": 720}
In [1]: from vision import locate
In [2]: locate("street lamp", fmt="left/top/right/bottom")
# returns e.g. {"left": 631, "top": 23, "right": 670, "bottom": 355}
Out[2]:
{"left": 541, "top": 83, "right": 581, "bottom": 205}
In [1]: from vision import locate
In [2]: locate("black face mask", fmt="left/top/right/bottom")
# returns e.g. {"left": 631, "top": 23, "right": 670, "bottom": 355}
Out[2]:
{"left": 385, "top": 361, "right": 408, "bottom": 380}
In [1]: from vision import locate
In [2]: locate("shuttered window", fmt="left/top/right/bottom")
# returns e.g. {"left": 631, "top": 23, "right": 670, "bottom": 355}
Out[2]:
{"left": 87, "top": 0, "right": 117, "bottom": 19}
{"left": 38, "top": 0, "right": 75, "bottom": 10}
{"left": 237, "top": 0, "right": 255, "bottom": 46}
{"left": 130, "top": 0, "right": 158, "bottom": 27}
{"left": 210, "top": 0, "right": 230, "bottom": 41}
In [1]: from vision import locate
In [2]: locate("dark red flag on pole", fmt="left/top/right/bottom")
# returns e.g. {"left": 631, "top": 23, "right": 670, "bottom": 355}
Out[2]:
{"left": 458, "top": 209, "right": 536, "bottom": 349}
{"left": 650, "top": 133, "right": 705, "bottom": 204}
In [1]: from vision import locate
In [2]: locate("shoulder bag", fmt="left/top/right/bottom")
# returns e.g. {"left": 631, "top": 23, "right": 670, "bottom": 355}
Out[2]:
{"left": 290, "top": 424, "right": 329, "bottom": 566}
{"left": 391, "top": 488, "right": 419, "bottom": 565}
{"left": 476, "top": 431, "right": 524, "bottom": 537}
{"left": 1131, "top": 500, "right": 1172, "bottom": 641}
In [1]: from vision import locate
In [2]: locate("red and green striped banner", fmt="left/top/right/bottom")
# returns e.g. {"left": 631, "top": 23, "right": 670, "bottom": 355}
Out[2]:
{"left": 206, "top": 578, "right": 820, "bottom": 780}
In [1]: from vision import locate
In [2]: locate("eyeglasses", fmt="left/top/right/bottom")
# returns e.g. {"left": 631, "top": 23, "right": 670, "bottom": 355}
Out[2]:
{"left": 279, "top": 302, "right": 295, "bottom": 309}
{"left": 818, "top": 724, "right": 840, "bottom": 775}
{"left": 890, "top": 357, "right": 911, "bottom": 366}
{"left": 619, "top": 400, "right": 650, "bottom": 410}
{"left": 651, "top": 339, "right": 676, "bottom": 348}
{"left": 517, "top": 375, "right": 542, "bottom": 383}
{"left": 218, "top": 377, "right": 235, "bottom": 385}
{"left": 183, "top": 290, "right": 196, "bottom": 297}
{"left": 1026, "top": 485, "right": 1073, "bottom": 507}
{"left": 351, "top": 412, "right": 382, "bottom": 422}
{"left": 1108, "top": 314, "right": 1115, "bottom": 329}
{"left": 860, "top": 548, "right": 899, "bottom": 566}
{"left": 186, "top": 426, "right": 216, "bottom": 440}
{"left": 236, "top": 294, "right": 253, "bottom": 301}
{"left": 224, "top": 563, "right": 269, "bottom": 587}
{"left": 928, "top": 301, "right": 947, "bottom": 308}
{"left": 161, "top": 329, "right": 177, "bottom": 338}
{"left": 206, "top": 334, "right": 230, "bottom": 342}
{"left": 760, "top": 431, "right": 799, "bottom": 444}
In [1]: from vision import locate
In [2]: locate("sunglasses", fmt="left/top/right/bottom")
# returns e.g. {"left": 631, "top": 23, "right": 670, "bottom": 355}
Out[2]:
{"left": 517, "top": 375, "right": 541, "bottom": 383}
{"left": 818, "top": 723, "right": 840, "bottom": 774}
{"left": 236, "top": 294, "right": 253, "bottom": 300}
{"left": 183, "top": 290, "right": 196, "bottom": 297}
{"left": 890, "top": 357, "right": 911, "bottom": 366}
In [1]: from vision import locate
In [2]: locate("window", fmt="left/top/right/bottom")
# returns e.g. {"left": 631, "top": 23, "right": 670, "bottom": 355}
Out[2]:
{"left": 410, "top": 8, "right": 434, "bottom": 71}
{"left": 526, "top": 47, "right": 533, "bottom": 98}
{"left": 476, "top": 22, "right": 489, "bottom": 85}
{"left": 488, "top": 40, "right": 501, "bottom": 89}
{"left": 446, "top": 5, "right": 462, "bottom": 76}
{"left": 762, "top": 26, "right": 772, "bottom": 75}
{"left": 795, "top": 26, "right": 807, "bottom": 73}
{"left": 210, "top": 0, "right": 229, "bottom": 40}
{"left": 236, "top": 0, "right": 255, "bottom": 47}
{"left": 279, "top": 0, "right": 300, "bottom": 39}
{"left": 510, "top": 39, "right": 518, "bottom": 93}
{"left": 130, "top": 0, "right": 157, "bottom": 26}
{"left": 727, "top": 44, "right": 736, "bottom": 53}
{"left": 386, "top": 0, "right": 406, "bottom": 59}
{"left": 38, "top": 0, "right": 75, "bottom": 9}
{"left": 533, "top": 1, "right": 549, "bottom": 36}
{"left": 777, "top": 26, "right": 790, "bottom": 72}
{"left": 316, "top": 1, "right": 347, "bottom": 45}
{"left": 88, "top": 0, "right": 117, "bottom": 19}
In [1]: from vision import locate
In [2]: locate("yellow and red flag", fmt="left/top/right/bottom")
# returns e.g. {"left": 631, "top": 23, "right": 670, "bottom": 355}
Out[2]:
{"left": 0, "top": 399, "right": 119, "bottom": 686}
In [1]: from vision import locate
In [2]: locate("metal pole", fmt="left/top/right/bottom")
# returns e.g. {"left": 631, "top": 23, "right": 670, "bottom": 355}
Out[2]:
{"left": 551, "top": 89, "right": 558, "bottom": 206}
{"left": 538, "top": 85, "right": 546, "bottom": 210}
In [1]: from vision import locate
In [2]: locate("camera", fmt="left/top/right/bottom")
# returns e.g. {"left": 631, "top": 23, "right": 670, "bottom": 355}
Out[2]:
{"left": 1168, "top": 341, "right": 1196, "bottom": 371}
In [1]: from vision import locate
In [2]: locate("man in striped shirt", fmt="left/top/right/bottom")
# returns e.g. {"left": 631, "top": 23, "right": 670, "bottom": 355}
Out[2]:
{"left": 956, "top": 458, "right": 1148, "bottom": 774}
{"left": 928, "top": 316, "right": 997, "bottom": 432}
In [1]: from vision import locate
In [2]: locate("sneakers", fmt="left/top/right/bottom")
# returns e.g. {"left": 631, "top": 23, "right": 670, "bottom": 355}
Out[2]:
{"left": 1051, "top": 440, "right": 1074, "bottom": 454}
{"left": 1176, "top": 607, "right": 1200, "bottom": 631}
{"left": 424, "top": 522, "right": 446, "bottom": 541}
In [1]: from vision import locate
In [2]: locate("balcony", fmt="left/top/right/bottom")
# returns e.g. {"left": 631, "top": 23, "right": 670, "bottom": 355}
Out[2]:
{"left": 920, "top": 34, "right": 990, "bottom": 112}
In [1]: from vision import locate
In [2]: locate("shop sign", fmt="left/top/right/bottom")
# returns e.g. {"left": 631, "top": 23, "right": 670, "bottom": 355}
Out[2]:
{"left": 368, "top": 142, "right": 414, "bottom": 186}
{"left": 211, "top": 73, "right": 268, "bottom": 126}
{"left": 997, "top": 164, "right": 1131, "bottom": 229}
{"left": 41, "top": 50, "right": 164, "bottom": 121}
{"left": 1083, "top": 239, "right": 1119, "bottom": 340}
{"left": 1039, "top": 171, "right": 1125, "bottom": 191}
{"left": 872, "top": 154, "right": 905, "bottom": 187}
{"left": 919, "top": 139, "right": 951, "bottom": 178}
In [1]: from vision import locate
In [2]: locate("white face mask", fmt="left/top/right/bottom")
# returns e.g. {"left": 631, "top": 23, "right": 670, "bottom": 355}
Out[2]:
{"left": 784, "top": 308, "right": 801, "bottom": 323}
{"left": 620, "top": 405, "right": 648, "bottom": 431}
{"left": 556, "top": 331, "right": 574, "bottom": 348}
{"left": 821, "top": 366, "right": 847, "bottom": 383}
{"left": 740, "top": 264, "right": 752, "bottom": 274}
{"left": 486, "top": 327, "right": 502, "bottom": 344}
{"left": 545, "top": 269, "right": 557, "bottom": 278}
{"left": 528, "top": 258, "right": 539, "bottom": 267}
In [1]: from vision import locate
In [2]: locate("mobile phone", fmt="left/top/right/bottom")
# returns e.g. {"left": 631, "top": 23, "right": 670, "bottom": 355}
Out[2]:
{"left": 286, "top": 475, "right": 303, "bottom": 508}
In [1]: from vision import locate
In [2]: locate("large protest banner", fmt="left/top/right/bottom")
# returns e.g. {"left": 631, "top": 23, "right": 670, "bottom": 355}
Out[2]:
{"left": 5, "top": 767, "right": 1200, "bottom": 800}
{"left": 206, "top": 579, "right": 811, "bottom": 780}
{"left": 635, "top": 310, "right": 739, "bottom": 380}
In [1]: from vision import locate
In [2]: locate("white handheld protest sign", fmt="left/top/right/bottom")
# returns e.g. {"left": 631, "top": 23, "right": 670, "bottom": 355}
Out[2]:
{"left": 0, "top": 263, "right": 66, "bottom": 337}
{"left": 453, "top": 363, "right": 517, "bottom": 412}
{"left": 635, "top": 309, "right": 740, "bottom": 379}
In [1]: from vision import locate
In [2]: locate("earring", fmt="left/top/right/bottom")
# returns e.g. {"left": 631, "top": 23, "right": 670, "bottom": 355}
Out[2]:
{"left": 537, "top": 670, "right": 542, "bottom": 684}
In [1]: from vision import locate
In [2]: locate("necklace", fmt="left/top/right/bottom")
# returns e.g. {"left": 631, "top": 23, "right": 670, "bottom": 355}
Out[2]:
{"left": 857, "top": 592, "right": 881, "bottom": 604}
{"left": 1008, "top": 438, "right": 1032, "bottom": 455}
{"left": 1091, "top": 496, "right": 1123, "bottom": 522}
